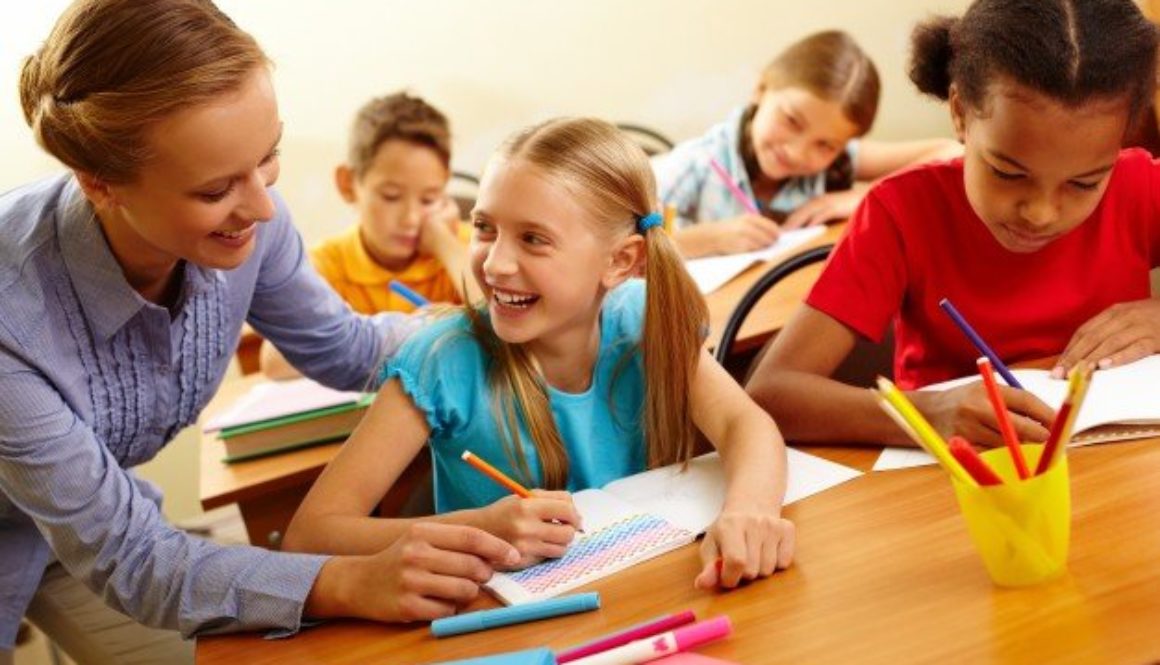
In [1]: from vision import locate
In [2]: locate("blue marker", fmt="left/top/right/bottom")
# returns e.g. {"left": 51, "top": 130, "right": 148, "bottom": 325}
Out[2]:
{"left": 938, "top": 297, "right": 1024, "bottom": 389}
{"left": 389, "top": 280, "right": 430, "bottom": 308}
{"left": 431, "top": 592, "right": 600, "bottom": 638}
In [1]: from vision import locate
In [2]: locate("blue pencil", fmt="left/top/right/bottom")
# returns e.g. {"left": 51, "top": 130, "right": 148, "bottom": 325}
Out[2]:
{"left": 938, "top": 297, "right": 1024, "bottom": 389}
{"left": 389, "top": 280, "right": 429, "bottom": 308}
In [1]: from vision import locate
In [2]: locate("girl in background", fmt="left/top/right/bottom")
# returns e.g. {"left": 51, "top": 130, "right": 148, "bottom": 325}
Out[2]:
{"left": 655, "top": 30, "right": 961, "bottom": 258}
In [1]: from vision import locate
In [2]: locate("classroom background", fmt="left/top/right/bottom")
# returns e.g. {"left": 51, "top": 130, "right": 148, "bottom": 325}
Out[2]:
{"left": 3, "top": 0, "right": 1157, "bottom": 522}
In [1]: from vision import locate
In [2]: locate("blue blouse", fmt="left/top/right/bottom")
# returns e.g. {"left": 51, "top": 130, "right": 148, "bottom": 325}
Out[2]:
{"left": 0, "top": 175, "right": 415, "bottom": 647}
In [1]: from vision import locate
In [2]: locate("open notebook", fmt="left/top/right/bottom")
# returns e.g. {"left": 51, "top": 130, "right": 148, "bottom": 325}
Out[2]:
{"left": 683, "top": 226, "right": 825, "bottom": 295}
{"left": 874, "top": 354, "right": 1160, "bottom": 472}
{"left": 484, "top": 448, "right": 862, "bottom": 604}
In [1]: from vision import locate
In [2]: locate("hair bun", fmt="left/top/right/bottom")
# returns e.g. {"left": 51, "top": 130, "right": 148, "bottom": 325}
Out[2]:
{"left": 18, "top": 51, "right": 51, "bottom": 128}
{"left": 909, "top": 16, "right": 957, "bottom": 100}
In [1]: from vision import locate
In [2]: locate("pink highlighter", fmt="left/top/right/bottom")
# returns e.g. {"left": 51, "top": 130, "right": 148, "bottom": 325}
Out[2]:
{"left": 568, "top": 616, "right": 733, "bottom": 665}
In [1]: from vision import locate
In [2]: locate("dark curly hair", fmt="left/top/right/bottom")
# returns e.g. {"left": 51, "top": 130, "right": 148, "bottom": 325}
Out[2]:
{"left": 909, "top": 0, "right": 1159, "bottom": 127}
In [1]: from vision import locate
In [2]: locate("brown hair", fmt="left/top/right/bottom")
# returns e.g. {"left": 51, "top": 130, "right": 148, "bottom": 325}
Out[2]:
{"left": 909, "top": 0, "right": 1159, "bottom": 124}
{"left": 19, "top": 0, "right": 268, "bottom": 184}
{"left": 760, "top": 30, "right": 881, "bottom": 137}
{"left": 467, "top": 118, "right": 709, "bottom": 489}
{"left": 348, "top": 92, "right": 452, "bottom": 178}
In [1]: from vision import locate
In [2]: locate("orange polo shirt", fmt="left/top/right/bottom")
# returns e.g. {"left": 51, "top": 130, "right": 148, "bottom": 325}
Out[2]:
{"left": 309, "top": 224, "right": 466, "bottom": 314}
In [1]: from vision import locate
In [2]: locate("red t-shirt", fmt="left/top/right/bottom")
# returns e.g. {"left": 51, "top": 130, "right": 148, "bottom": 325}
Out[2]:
{"left": 807, "top": 148, "right": 1160, "bottom": 389}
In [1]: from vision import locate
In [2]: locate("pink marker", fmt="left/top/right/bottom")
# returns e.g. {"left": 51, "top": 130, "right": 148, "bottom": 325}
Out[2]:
{"left": 556, "top": 610, "right": 697, "bottom": 663}
{"left": 569, "top": 616, "right": 733, "bottom": 665}
{"left": 707, "top": 158, "right": 760, "bottom": 215}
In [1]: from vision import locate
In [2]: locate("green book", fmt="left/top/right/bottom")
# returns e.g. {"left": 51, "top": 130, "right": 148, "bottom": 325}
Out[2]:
{"left": 219, "top": 393, "right": 375, "bottom": 463}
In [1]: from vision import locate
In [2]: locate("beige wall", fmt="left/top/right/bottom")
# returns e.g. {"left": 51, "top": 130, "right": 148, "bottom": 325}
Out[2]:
{"left": 0, "top": 1, "right": 966, "bottom": 520}
{"left": 2, "top": 0, "right": 967, "bottom": 247}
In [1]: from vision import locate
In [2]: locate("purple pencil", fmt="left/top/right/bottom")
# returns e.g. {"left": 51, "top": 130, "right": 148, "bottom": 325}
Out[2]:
{"left": 555, "top": 610, "right": 697, "bottom": 663}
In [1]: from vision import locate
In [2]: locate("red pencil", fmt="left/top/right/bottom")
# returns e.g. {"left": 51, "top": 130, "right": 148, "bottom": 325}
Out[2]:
{"left": 948, "top": 436, "right": 1003, "bottom": 486}
{"left": 977, "top": 357, "right": 1030, "bottom": 480}
{"left": 1035, "top": 364, "right": 1092, "bottom": 476}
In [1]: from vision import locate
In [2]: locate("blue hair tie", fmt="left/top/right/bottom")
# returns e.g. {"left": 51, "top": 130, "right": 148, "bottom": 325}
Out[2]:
{"left": 636, "top": 211, "right": 662, "bottom": 234}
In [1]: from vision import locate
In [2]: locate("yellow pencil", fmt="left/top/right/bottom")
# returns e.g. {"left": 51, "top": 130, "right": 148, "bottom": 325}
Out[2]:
{"left": 875, "top": 377, "right": 977, "bottom": 487}
{"left": 662, "top": 203, "right": 676, "bottom": 234}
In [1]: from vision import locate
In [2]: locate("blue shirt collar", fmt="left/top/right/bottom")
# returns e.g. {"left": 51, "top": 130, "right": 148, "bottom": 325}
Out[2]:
{"left": 55, "top": 179, "right": 218, "bottom": 340}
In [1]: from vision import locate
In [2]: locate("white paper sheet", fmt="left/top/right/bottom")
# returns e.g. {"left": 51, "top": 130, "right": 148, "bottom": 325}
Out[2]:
{"left": 684, "top": 226, "right": 826, "bottom": 295}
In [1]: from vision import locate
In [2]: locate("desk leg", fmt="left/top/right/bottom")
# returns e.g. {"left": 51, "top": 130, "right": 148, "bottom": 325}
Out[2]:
{"left": 237, "top": 484, "right": 309, "bottom": 550}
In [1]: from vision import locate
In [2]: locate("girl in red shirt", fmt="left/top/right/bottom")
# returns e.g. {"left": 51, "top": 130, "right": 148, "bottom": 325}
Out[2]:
{"left": 747, "top": 0, "right": 1160, "bottom": 449}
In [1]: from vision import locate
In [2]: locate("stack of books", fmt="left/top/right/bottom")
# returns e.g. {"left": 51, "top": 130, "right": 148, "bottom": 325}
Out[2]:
{"left": 203, "top": 378, "right": 373, "bottom": 463}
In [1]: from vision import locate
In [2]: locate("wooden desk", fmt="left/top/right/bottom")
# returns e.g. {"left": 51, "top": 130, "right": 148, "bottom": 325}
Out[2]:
{"left": 196, "top": 438, "right": 1160, "bottom": 663}
{"left": 201, "top": 223, "right": 844, "bottom": 548}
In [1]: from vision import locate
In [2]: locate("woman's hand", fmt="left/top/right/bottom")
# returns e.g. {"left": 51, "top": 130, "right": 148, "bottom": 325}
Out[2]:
{"left": 695, "top": 506, "right": 795, "bottom": 589}
{"left": 910, "top": 383, "right": 1054, "bottom": 447}
{"left": 474, "top": 490, "right": 582, "bottom": 567}
{"left": 1053, "top": 299, "right": 1160, "bottom": 378}
{"left": 307, "top": 522, "right": 519, "bottom": 623}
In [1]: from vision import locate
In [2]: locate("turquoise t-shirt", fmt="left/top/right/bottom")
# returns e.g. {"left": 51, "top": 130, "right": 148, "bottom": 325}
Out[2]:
{"left": 381, "top": 279, "right": 648, "bottom": 513}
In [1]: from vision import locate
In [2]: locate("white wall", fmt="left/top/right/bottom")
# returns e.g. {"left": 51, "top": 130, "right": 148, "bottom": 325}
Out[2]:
{"left": 0, "top": 1, "right": 967, "bottom": 520}
{"left": 2, "top": 0, "right": 967, "bottom": 247}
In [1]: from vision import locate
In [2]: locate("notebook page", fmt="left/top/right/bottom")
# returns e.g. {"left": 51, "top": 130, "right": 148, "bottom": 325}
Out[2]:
{"left": 484, "top": 500, "right": 694, "bottom": 605}
{"left": 601, "top": 448, "right": 862, "bottom": 534}
{"left": 684, "top": 226, "right": 825, "bottom": 295}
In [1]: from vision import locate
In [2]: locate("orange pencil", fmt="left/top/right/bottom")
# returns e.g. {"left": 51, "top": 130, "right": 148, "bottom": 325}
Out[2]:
{"left": 461, "top": 449, "right": 584, "bottom": 532}
{"left": 461, "top": 450, "right": 532, "bottom": 498}
{"left": 977, "top": 357, "right": 1030, "bottom": 480}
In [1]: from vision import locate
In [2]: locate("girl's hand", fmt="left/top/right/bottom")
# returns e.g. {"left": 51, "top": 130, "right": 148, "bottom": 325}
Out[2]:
{"left": 476, "top": 490, "right": 582, "bottom": 567}
{"left": 695, "top": 507, "right": 795, "bottom": 589}
{"left": 313, "top": 522, "right": 519, "bottom": 623}
{"left": 1053, "top": 299, "right": 1160, "bottom": 378}
{"left": 910, "top": 383, "right": 1054, "bottom": 448}
{"left": 782, "top": 188, "right": 865, "bottom": 229}
{"left": 712, "top": 214, "right": 782, "bottom": 254}
{"left": 417, "top": 196, "right": 462, "bottom": 258}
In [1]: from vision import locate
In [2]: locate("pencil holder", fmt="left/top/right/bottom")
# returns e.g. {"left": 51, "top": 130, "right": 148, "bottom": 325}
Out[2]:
{"left": 949, "top": 444, "right": 1070, "bottom": 587}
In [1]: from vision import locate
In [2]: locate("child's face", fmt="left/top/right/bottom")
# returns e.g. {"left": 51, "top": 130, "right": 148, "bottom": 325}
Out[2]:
{"left": 951, "top": 79, "right": 1127, "bottom": 253}
{"left": 749, "top": 86, "right": 860, "bottom": 181}
{"left": 342, "top": 139, "right": 449, "bottom": 268}
{"left": 470, "top": 158, "right": 629, "bottom": 352}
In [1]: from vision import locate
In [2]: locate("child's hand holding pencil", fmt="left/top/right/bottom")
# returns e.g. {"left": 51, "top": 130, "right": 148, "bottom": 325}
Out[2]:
{"left": 906, "top": 380, "right": 1055, "bottom": 449}
{"left": 461, "top": 450, "right": 584, "bottom": 569}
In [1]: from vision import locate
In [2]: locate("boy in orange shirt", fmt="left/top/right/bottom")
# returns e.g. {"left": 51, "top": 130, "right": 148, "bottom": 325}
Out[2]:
{"left": 261, "top": 93, "right": 473, "bottom": 378}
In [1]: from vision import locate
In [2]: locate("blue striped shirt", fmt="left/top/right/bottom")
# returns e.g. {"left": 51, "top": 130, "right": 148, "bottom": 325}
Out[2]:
{"left": 0, "top": 175, "right": 414, "bottom": 647}
{"left": 652, "top": 105, "right": 859, "bottom": 226}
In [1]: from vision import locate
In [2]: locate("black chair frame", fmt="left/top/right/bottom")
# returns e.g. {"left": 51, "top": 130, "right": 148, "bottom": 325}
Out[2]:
{"left": 713, "top": 244, "right": 835, "bottom": 364}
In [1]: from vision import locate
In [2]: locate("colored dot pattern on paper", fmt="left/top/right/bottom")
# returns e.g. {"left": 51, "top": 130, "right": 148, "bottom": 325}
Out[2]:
{"left": 507, "top": 514, "right": 692, "bottom": 595}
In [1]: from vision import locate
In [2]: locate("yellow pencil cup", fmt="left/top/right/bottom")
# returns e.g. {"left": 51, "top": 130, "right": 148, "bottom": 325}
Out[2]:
{"left": 949, "top": 444, "right": 1070, "bottom": 587}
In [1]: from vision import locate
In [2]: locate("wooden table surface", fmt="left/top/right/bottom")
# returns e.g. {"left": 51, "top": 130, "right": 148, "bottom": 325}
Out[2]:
{"left": 196, "top": 438, "right": 1160, "bottom": 664}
